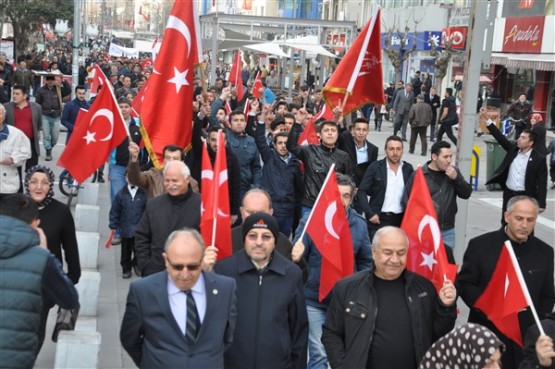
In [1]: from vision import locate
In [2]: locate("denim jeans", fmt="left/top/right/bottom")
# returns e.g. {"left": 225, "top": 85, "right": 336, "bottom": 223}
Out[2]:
{"left": 109, "top": 164, "right": 127, "bottom": 204}
{"left": 301, "top": 206, "right": 312, "bottom": 219}
{"left": 307, "top": 305, "right": 328, "bottom": 369}
{"left": 274, "top": 214, "right": 294, "bottom": 238}
{"left": 42, "top": 115, "right": 61, "bottom": 150}
{"left": 442, "top": 228, "right": 456, "bottom": 250}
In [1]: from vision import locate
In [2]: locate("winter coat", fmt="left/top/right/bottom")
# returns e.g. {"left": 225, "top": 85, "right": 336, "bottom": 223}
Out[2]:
{"left": 109, "top": 186, "right": 147, "bottom": 238}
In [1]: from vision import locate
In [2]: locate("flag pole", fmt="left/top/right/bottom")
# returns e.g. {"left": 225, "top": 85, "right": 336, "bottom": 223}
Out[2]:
{"left": 298, "top": 164, "right": 336, "bottom": 241}
{"left": 505, "top": 241, "right": 546, "bottom": 336}
{"left": 199, "top": 62, "right": 208, "bottom": 102}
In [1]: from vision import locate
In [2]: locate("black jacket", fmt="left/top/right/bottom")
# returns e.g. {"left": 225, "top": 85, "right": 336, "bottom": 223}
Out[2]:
{"left": 115, "top": 118, "right": 142, "bottom": 166}
{"left": 457, "top": 229, "right": 555, "bottom": 369}
{"left": 424, "top": 93, "right": 441, "bottom": 124}
{"left": 254, "top": 122, "right": 302, "bottom": 217}
{"left": 322, "top": 270, "right": 456, "bottom": 369}
{"left": 337, "top": 131, "right": 378, "bottom": 186}
{"left": 35, "top": 83, "right": 71, "bottom": 117}
{"left": 287, "top": 123, "right": 353, "bottom": 207}
{"left": 521, "top": 314, "right": 555, "bottom": 369}
{"left": 214, "top": 250, "right": 308, "bottom": 369}
{"left": 357, "top": 158, "right": 414, "bottom": 219}
{"left": 134, "top": 189, "right": 201, "bottom": 276}
{"left": 486, "top": 123, "right": 547, "bottom": 208}
{"left": 403, "top": 163, "right": 472, "bottom": 231}
{"left": 109, "top": 185, "right": 147, "bottom": 238}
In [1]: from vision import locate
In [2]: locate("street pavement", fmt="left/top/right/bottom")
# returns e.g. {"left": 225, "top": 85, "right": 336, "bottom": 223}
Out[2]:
{"left": 34, "top": 120, "right": 554, "bottom": 369}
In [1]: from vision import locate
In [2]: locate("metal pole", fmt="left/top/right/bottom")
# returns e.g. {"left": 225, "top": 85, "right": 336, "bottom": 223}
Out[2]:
{"left": 453, "top": 0, "right": 491, "bottom": 262}
{"left": 210, "top": 20, "right": 218, "bottom": 86}
{"left": 72, "top": 0, "right": 81, "bottom": 98}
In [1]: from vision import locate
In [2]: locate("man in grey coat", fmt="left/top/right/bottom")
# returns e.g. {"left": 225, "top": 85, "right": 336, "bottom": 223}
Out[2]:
{"left": 392, "top": 83, "right": 414, "bottom": 141}
{"left": 408, "top": 94, "right": 433, "bottom": 156}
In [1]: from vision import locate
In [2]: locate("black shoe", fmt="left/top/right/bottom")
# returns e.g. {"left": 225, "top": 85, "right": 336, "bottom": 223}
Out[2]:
{"left": 402, "top": 138, "right": 407, "bottom": 142}
{"left": 133, "top": 265, "right": 141, "bottom": 277}
{"left": 409, "top": 151, "right": 414, "bottom": 154}
{"left": 97, "top": 175, "right": 105, "bottom": 183}
{"left": 45, "top": 149, "right": 52, "bottom": 161}
{"left": 421, "top": 153, "right": 427, "bottom": 156}
{"left": 122, "top": 271, "right": 132, "bottom": 279}
{"left": 551, "top": 182, "right": 555, "bottom": 190}
{"left": 430, "top": 138, "right": 435, "bottom": 142}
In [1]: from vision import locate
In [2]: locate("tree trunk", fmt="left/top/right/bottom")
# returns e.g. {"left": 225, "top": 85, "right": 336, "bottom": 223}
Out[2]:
{"left": 11, "top": 20, "right": 30, "bottom": 56}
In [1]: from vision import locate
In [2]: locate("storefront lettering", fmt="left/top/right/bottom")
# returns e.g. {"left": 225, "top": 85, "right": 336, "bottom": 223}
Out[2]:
{"left": 504, "top": 24, "right": 541, "bottom": 45}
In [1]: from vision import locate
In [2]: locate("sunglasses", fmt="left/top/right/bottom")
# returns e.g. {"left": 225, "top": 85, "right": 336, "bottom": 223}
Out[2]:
{"left": 166, "top": 256, "right": 202, "bottom": 272}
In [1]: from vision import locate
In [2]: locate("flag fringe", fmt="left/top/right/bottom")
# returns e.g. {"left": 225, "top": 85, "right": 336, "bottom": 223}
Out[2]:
{"left": 139, "top": 124, "right": 163, "bottom": 170}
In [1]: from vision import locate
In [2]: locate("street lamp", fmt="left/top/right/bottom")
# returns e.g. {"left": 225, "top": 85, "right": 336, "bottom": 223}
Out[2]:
{"left": 55, "top": 19, "right": 69, "bottom": 36}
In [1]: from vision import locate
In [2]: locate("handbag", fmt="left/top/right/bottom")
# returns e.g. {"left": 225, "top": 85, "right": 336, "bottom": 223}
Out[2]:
{"left": 52, "top": 305, "right": 80, "bottom": 342}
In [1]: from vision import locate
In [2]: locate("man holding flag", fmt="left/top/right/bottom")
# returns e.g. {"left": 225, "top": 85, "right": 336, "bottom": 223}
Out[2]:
{"left": 458, "top": 196, "right": 555, "bottom": 369}
{"left": 292, "top": 173, "right": 372, "bottom": 369}
{"left": 322, "top": 226, "right": 457, "bottom": 369}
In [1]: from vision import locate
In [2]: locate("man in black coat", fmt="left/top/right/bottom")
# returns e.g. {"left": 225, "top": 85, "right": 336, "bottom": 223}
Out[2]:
{"left": 337, "top": 117, "right": 378, "bottom": 187}
{"left": 457, "top": 196, "right": 555, "bottom": 369}
{"left": 424, "top": 86, "right": 441, "bottom": 142}
{"left": 134, "top": 161, "right": 201, "bottom": 277}
{"left": 214, "top": 213, "right": 308, "bottom": 369}
{"left": 357, "top": 136, "right": 414, "bottom": 239}
{"left": 485, "top": 119, "right": 547, "bottom": 223}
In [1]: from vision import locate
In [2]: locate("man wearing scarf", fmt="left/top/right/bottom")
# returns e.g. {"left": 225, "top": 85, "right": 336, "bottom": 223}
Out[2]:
{"left": 0, "top": 104, "right": 31, "bottom": 196}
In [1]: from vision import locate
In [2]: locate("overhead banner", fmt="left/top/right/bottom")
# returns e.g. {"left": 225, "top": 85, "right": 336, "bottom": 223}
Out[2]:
{"left": 108, "top": 43, "right": 140, "bottom": 58}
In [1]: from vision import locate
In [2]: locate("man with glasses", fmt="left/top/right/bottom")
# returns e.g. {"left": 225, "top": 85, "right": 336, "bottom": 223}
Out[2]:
{"left": 134, "top": 161, "right": 201, "bottom": 277}
{"left": 121, "top": 228, "right": 237, "bottom": 369}
{"left": 214, "top": 212, "right": 308, "bottom": 369}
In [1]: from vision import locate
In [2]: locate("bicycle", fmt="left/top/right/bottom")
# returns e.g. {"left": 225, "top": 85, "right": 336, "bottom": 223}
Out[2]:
{"left": 59, "top": 169, "right": 98, "bottom": 207}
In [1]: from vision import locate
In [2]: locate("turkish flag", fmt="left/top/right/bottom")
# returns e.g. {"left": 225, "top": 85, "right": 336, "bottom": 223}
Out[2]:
{"left": 57, "top": 86, "right": 128, "bottom": 183}
{"left": 322, "top": 6, "right": 385, "bottom": 115}
{"left": 139, "top": 0, "right": 202, "bottom": 168}
{"left": 401, "top": 167, "right": 457, "bottom": 292}
{"left": 131, "top": 79, "right": 149, "bottom": 118}
{"left": 87, "top": 64, "right": 108, "bottom": 95}
{"left": 305, "top": 165, "right": 354, "bottom": 301}
{"left": 228, "top": 52, "right": 245, "bottom": 101}
{"left": 252, "top": 71, "right": 263, "bottom": 99}
{"left": 298, "top": 118, "right": 319, "bottom": 146}
{"left": 474, "top": 242, "right": 529, "bottom": 346}
{"left": 314, "top": 103, "right": 334, "bottom": 121}
{"left": 200, "top": 132, "right": 232, "bottom": 260}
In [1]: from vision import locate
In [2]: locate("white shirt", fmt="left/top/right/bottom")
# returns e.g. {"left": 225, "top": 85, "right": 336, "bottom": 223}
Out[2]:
{"left": 381, "top": 161, "right": 405, "bottom": 214}
{"left": 506, "top": 149, "right": 531, "bottom": 191}
{"left": 355, "top": 141, "right": 368, "bottom": 164}
{"left": 167, "top": 273, "right": 207, "bottom": 335}
{"left": 128, "top": 185, "right": 138, "bottom": 199}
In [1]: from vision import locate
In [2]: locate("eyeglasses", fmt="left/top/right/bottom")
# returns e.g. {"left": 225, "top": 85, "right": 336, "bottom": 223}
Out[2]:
{"left": 246, "top": 233, "right": 274, "bottom": 242}
{"left": 28, "top": 180, "right": 51, "bottom": 187}
{"left": 166, "top": 256, "right": 202, "bottom": 272}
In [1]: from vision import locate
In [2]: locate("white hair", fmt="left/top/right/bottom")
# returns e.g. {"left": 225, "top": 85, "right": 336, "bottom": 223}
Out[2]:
{"left": 163, "top": 160, "right": 190, "bottom": 179}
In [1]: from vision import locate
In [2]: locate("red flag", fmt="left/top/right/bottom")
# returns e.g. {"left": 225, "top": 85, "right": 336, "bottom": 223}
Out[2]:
{"left": 252, "top": 71, "right": 263, "bottom": 99}
{"left": 401, "top": 167, "right": 458, "bottom": 292}
{"left": 243, "top": 98, "right": 250, "bottom": 116}
{"left": 228, "top": 52, "right": 245, "bottom": 101}
{"left": 131, "top": 79, "right": 149, "bottom": 118}
{"left": 313, "top": 103, "right": 334, "bottom": 121}
{"left": 57, "top": 85, "right": 128, "bottom": 183}
{"left": 87, "top": 64, "right": 108, "bottom": 95}
{"left": 224, "top": 100, "right": 232, "bottom": 115}
{"left": 298, "top": 119, "right": 319, "bottom": 146}
{"left": 139, "top": 0, "right": 202, "bottom": 168}
{"left": 200, "top": 132, "right": 232, "bottom": 260}
{"left": 322, "top": 6, "right": 385, "bottom": 115}
{"left": 304, "top": 166, "right": 354, "bottom": 301}
{"left": 474, "top": 243, "right": 529, "bottom": 346}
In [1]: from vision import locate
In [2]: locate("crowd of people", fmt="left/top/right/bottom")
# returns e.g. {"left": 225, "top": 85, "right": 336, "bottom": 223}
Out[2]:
{"left": 0, "top": 51, "right": 554, "bottom": 369}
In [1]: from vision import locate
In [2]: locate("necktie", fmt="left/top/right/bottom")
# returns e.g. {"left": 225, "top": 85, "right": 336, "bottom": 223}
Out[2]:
{"left": 184, "top": 290, "right": 200, "bottom": 344}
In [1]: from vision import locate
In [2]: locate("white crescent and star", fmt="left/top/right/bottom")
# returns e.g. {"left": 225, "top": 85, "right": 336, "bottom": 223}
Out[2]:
{"left": 324, "top": 202, "right": 340, "bottom": 240}
{"left": 168, "top": 67, "right": 189, "bottom": 94}
{"left": 82, "top": 108, "right": 115, "bottom": 145}
{"left": 164, "top": 15, "right": 193, "bottom": 94}
{"left": 417, "top": 215, "right": 442, "bottom": 271}
{"left": 420, "top": 251, "right": 438, "bottom": 272}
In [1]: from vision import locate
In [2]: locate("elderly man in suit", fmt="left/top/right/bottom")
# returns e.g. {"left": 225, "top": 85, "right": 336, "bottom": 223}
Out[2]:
{"left": 392, "top": 83, "right": 414, "bottom": 141}
{"left": 120, "top": 228, "right": 237, "bottom": 369}
{"left": 485, "top": 119, "right": 547, "bottom": 223}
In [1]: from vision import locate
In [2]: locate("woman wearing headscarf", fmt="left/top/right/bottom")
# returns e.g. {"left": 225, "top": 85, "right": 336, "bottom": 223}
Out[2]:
{"left": 420, "top": 323, "right": 505, "bottom": 369}
{"left": 528, "top": 113, "right": 548, "bottom": 156}
{"left": 25, "top": 165, "right": 81, "bottom": 351}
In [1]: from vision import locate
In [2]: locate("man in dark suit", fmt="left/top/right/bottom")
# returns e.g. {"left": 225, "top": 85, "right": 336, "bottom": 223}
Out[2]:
{"left": 424, "top": 86, "right": 441, "bottom": 142}
{"left": 337, "top": 117, "right": 379, "bottom": 187}
{"left": 120, "top": 228, "right": 237, "bottom": 369}
{"left": 392, "top": 83, "right": 414, "bottom": 141}
{"left": 357, "top": 135, "right": 414, "bottom": 240}
{"left": 485, "top": 119, "right": 547, "bottom": 222}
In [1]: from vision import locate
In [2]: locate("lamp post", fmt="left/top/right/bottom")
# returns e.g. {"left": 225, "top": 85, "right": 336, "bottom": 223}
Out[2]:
{"left": 72, "top": 0, "right": 81, "bottom": 98}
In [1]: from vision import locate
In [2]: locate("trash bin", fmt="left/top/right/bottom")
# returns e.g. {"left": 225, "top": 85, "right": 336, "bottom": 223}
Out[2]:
{"left": 485, "top": 139, "right": 505, "bottom": 191}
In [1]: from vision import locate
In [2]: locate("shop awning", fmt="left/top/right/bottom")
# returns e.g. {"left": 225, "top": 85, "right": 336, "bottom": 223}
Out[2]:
{"left": 491, "top": 53, "right": 555, "bottom": 71}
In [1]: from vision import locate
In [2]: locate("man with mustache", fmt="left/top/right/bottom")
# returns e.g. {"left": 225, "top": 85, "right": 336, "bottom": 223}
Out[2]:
{"left": 134, "top": 161, "right": 201, "bottom": 277}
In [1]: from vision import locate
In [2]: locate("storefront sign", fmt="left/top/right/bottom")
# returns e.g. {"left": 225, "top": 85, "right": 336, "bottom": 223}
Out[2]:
{"left": 442, "top": 27, "right": 467, "bottom": 50}
{"left": 380, "top": 32, "right": 416, "bottom": 51}
{"left": 502, "top": 0, "right": 546, "bottom": 17}
{"left": 449, "top": 6, "right": 471, "bottom": 27}
{"left": 502, "top": 16, "right": 544, "bottom": 53}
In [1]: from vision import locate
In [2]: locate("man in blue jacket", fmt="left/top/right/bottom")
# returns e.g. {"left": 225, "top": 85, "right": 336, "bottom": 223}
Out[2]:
{"left": 254, "top": 112, "right": 302, "bottom": 237}
{"left": 292, "top": 173, "right": 373, "bottom": 369}
{"left": 61, "top": 85, "right": 89, "bottom": 144}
